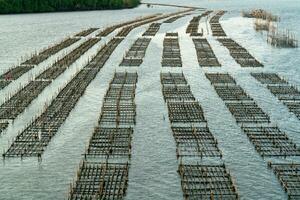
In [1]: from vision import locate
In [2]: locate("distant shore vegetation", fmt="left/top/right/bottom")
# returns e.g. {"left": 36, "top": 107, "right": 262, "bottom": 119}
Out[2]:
{"left": 0, "top": 0, "right": 140, "bottom": 14}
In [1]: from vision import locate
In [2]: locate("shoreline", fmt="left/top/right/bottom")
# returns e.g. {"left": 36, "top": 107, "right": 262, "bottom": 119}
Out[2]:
{"left": 0, "top": 1, "right": 141, "bottom": 15}
{"left": 0, "top": 6, "right": 139, "bottom": 15}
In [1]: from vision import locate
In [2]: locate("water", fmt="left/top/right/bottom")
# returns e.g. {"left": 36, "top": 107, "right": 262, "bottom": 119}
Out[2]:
{"left": 0, "top": 0, "right": 300, "bottom": 199}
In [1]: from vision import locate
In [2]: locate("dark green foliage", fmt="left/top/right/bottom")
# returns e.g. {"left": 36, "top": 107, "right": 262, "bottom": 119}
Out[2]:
{"left": 0, "top": 0, "right": 140, "bottom": 14}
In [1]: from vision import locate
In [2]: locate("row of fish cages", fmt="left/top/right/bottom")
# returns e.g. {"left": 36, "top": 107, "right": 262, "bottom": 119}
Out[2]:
{"left": 3, "top": 69, "right": 99, "bottom": 158}
{"left": 206, "top": 73, "right": 300, "bottom": 158}
{"left": 162, "top": 84, "right": 195, "bottom": 102}
{"left": 161, "top": 72, "right": 223, "bottom": 158}
{"left": 2, "top": 37, "right": 125, "bottom": 158}
{"left": 88, "top": 72, "right": 137, "bottom": 158}
{"left": 186, "top": 15, "right": 202, "bottom": 35}
{"left": 0, "top": 38, "right": 102, "bottom": 124}
{"left": 161, "top": 33, "right": 182, "bottom": 67}
{"left": 217, "top": 38, "right": 263, "bottom": 67}
{"left": 160, "top": 72, "right": 205, "bottom": 124}
{"left": 205, "top": 72, "right": 300, "bottom": 197}
{"left": 69, "top": 72, "right": 138, "bottom": 199}
{"left": 163, "top": 13, "right": 188, "bottom": 23}
{"left": 116, "top": 26, "right": 135, "bottom": 38}
{"left": 205, "top": 72, "right": 236, "bottom": 84}
{"left": 0, "top": 13, "right": 172, "bottom": 91}
{"left": 242, "top": 126, "right": 300, "bottom": 157}
{"left": 115, "top": 20, "right": 152, "bottom": 38}
{"left": 0, "top": 65, "right": 34, "bottom": 89}
{"left": 120, "top": 38, "right": 151, "bottom": 67}
{"left": 209, "top": 10, "right": 227, "bottom": 37}
{"left": 0, "top": 37, "right": 81, "bottom": 90}
{"left": 206, "top": 73, "right": 270, "bottom": 124}
{"left": 23, "top": 37, "right": 81, "bottom": 66}
{"left": 193, "top": 38, "right": 221, "bottom": 67}
{"left": 116, "top": 15, "right": 165, "bottom": 38}
{"left": 226, "top": 101, "right": 270, "bottom": 124}
{"left": 74, "top": 28, "right": 99, "bottom": 37}
{"left": 186, "top": 10, "right": 212, "bottom": 36}
{"left": 86, "top": 38, "right": 124, "bottom": 70}
{"left": 161, "top": 73, "right": 206, "bottom": 124}
{"left": 115, "top": 10, "right": 192, "bottom": 38}
{"left": 36, "top": 38, "right": 101, "bottom": 80}
{"left": 98, "top": 72, "right": 137, "bottom": 129}
{"left": 97, "top": 15, "right": 159, "bottom": 37}
{"left": 142, "top": 23, "right": 162, "bottom": 36}
{"left": 161, "top": 72, "right": 238, "bottom": 199}
{"left": 0, "top": 80, "right": 51, "bottom": 120}
{"left": 251, "top": 73, "right": 300, "bottom": 120}
{"left": 268, "top": 162, "right": 300, "bottom": 199}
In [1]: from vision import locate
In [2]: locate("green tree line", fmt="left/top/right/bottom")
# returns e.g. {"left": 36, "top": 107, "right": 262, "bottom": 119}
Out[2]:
{"left": 0, "top": 0, "right": 140, "bottom": 14}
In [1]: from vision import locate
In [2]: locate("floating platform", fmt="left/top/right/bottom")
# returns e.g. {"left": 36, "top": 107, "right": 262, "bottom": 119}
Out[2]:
{"left": 218, "top": 38, "right": 263, "bottom": 67}
{"left": 116, "top": 26, "right": 135, "bottom": 38}
{"left": 120, "top": 38, "right": 151, "bottom": 67}
{"left": 74, "top": 28, "right": 98, "bottom": 37}
{"left": 69, "top": 161, "right": 129, "bottom": 200}
{"left": 172, "top": 126, "right": 222, "bottom": 158}
{"left": 251, "top": 72, "right": 300, "bottom": 119}
{"left": 84, "top": 127, "right": 133, "bottom": 159}
{"left": 178, "top": 163, "right": 239, "bottom": 199}
{"left": 162, "top": 35, "right": 182, "bottom": 67}
{"left": 69, "top": 71, "right": 138, "bottom": 199}
{"left": 99, "top": 101, "right": 136, "bottom": 126}
{"left": 243, "top": 126, "right": 300, "bottom": 157}
{"left": 165, "top": 32, "right": 179, "bottom": 37}
{"left": 210, "top": 10, "right": 227, "bottom": 37}
{"left": 167, "top": 101, "right": 206, "bottom": 123}
{"left": 162, "top": 85, "right": 195, "bottom": 101}
{"left": 99, "top": 72, "right": 137, "bottom": 127}
{"left": 251, "top": 73, "right": 287, "bottom": 85}
{"left": 214, "top": 85, "right": 253, "bottom": 101}
{"left": 205, "top": 73, "right": 236, "bottom": 85}
{"left": 186, "top": 11, "right": 212, "bottom": 36}
{"left": 161, "top": 72, "right": 207, "bottom": 124}
{"left": 160, "top": 72, "right": 187, "bottom": 85}
{"left": 207, "top": 73, "right": 271, "bottom": 123}
{"left": 226, "top": 102, "right": 270, "bottom": 123}
{"left": 111, "top": 72, "right": 138, "bottom": 85}
{"left": 284, "top": 101, "right": 300, "bottom": 120}
{"left": 268, "top": 162, "right": 300, "bottom": 199}
{"left": 97, "top": 15, "right": 159, "bottom": 37}
{"left": 163, "top": 14, "right": 187, "bottom": 23}
{"left": 193, "top": 38, "right": 221, "bottom": 67}
{"left": 104, "top": 85, "right": 136, "bottom": 101}
{"left": 142, "top": 23, "right": 161, "bottom": 36}
{"left": 267, "top": 85, "right": 300, "bottom": 101}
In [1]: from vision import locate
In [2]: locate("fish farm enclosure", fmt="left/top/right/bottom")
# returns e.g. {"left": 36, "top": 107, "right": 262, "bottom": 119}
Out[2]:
{"left": 0, "top": 0, "right": 300, "bottom": 199}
